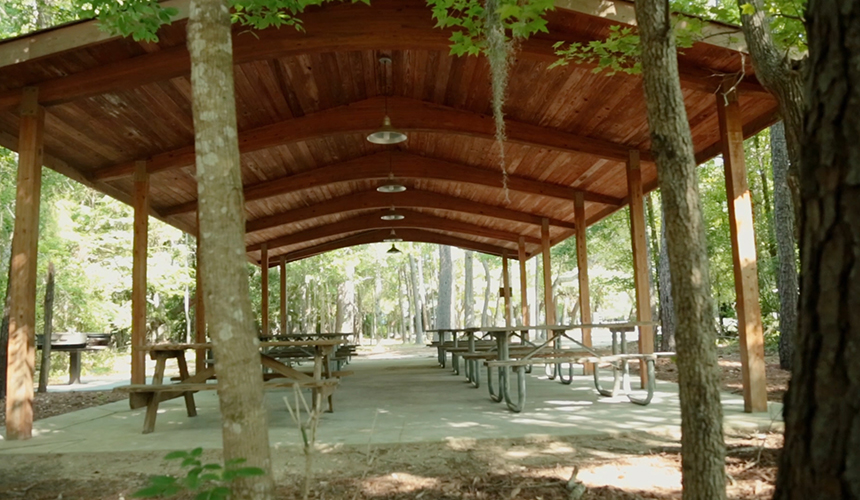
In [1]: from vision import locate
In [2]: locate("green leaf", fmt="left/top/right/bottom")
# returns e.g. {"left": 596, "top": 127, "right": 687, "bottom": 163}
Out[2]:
{"left": 740, "top": 3, "right": 756, "bottom": 15}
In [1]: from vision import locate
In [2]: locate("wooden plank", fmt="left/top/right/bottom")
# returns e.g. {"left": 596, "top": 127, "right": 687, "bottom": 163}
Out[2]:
{"left": 89, "top": 98, "right": 650, "bottom": 181}
{"left": 131, "top": 161, "right": 149, "bottom": 389}
{"left": 279, "top": 256, "right": 287, "bottom": 335}
{"left": 626, "top": 151, "right": 654, "bottom": 388}
{"left": 518, "top": 237, "right": 529, "bottom": 327}
{"left": 717, "top": 86, "right": 768, "bottom": 413}
{"left": 260, "top": 243, "right": 269, "bottom": 337}
{"left": 245, "top": 189, "right": 576, "bottom": 234}
{"left": 574, "top": 193, "right": 593, "bottom": 374}
{"left": 246, "top": 210, "right": 540, "bottom": 253}
{"left": 5, "top": 87, "right": 43, "bottom": 440}
{"left": 502, "top": 251, "right": 512, "bottom": 327}
{"left": 541, "top": 218, "right": 556, "bottom": 325}
{"left": 162, "top": 151, "right": 623, "bottom": 217}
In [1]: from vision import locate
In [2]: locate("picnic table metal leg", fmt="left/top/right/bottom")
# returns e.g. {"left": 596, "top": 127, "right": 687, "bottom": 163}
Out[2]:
{"left": 545, "top": 363, "right": 557, "bottom": 380}
{"left": 486, "top": 363, "right": 504, "bottom": 402}
{"left": 626, "top": 358, "right": 656, "bottom": 405}
{"left": 502, "top": 365, "right": 526, "bottom": 413}
{"left": 592, "top": 361, "right": 623, "bottom": 398}
{"left": 470, "top": 359, "right": 480, "bottom": 388}
{"left": 69, "top": 350, "right": 82, "bottom": 385}
{"left": 557, "top": 362, "right": 575, "bottom": 385}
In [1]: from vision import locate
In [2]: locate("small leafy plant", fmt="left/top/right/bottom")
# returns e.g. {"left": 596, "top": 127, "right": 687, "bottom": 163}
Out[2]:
{"left": 133, "top": 448, "right": 265, "bottom": 500}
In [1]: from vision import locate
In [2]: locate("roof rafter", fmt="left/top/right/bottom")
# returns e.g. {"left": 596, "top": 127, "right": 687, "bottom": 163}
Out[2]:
{"left": 270, "top": 228, "right": 516, "bottom": 264}
{"left": 0, "top": 0, "right": 766, "bottom": 112}
{"left": 90, "top": 97, "right": 648, "bottom": 182}
{"left": 245, "top": 189, "right": 576, "bottom": 234}
{"left": 247, "top": 209, "right": 537, "bottom": 253}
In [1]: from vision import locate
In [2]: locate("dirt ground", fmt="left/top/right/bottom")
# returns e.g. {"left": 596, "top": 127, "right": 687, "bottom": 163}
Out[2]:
{"left": 0, "top": 342, "right": 787, "bottom": 499}
{"left": 0, "top": 432, "right": 782, "bottom": 500}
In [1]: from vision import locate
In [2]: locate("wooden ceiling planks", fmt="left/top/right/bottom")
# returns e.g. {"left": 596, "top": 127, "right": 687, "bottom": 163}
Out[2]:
{"left": 0, "top": 0, "right": 780, "bottom": 262}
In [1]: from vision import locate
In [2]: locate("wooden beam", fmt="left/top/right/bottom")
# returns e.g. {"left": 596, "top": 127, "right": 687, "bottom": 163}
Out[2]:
{"left": 131, "top": 161, "right": 149, "bottom": 391}
{"left": 245, "top": 189, "right": 575, "bottom": 234}
{"left": 502, "top": 251, "right": 513, "bottom": 327}
{"left": 5, "top": 87, "right": 43, "bottom": 440}
{"left": 248, "top": 210, "right": 540, "bottom": 254}
{"left": 260, "top": 243, "right": 269, "bottom": 337}
{"left": 518, "top": 237, "right": 529, "bottom": 327}
{"left": 626, "top": 150, "right": 654, "bottom": 388}
{"left": 541, "top": 218, "right": 556, "bottom": 325}
{"left": 0, "top": 0, "right": 766, "bottom": 112}
{"left": 279, "top": 256, "right": 287, "bottom": 335}
{"left": 162, "top": 152, "right": 623, "bottom": 217}
{"left": 717, "top": 86, "right": 768, "bottom": 413}
{"left": 195, "top": 223, "right": 206, "bottom": 373}
{"left": 91, "top": 98, "right": 648, "bottom": 181}
{"left": 276, "top": 228, "right": 512, "bottom": 263}
{"left": 574, "top": 192, "right": 593, "bottom": 374}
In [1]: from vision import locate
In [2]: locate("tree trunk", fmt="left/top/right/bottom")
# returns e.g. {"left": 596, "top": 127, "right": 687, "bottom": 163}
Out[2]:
{"left": 0, "top": 253, "right": 12, "bottom": 400}
{"left": 417, "top": 253, "right": 430, "bottom": 337}
{"left": 464, "top": 251, "right": 474, "bottom": 327}
{"left": 659, "top": 207, "right": 676, "bottom": 351}
{"left": 770, "top": 121, "right": 798, "bottom": 371}
{"left": 481, "top": 259, "right": 492, "bottom": 327}
{"left": 399, "top": 265, "right": 410, "bottom": 343}
{"left": 774, "top": 3, "right": 860, "bottom": 496}
{"left": 437, "top": 246, "right": 453, "bottom": 329}
{"left": 186, "top": 0, "right": 274, "bottom": 497}
{"left": 37, "top": 263, "right": 54, "bottom": 393}
{"left": 635, "top": 0, "right": 725, "bottom": 498}
{"left": 737, "top": 0, "right": 805, "bottom": 225}
{"left": 409, "top": 254, "right": 424, "bottom": 344}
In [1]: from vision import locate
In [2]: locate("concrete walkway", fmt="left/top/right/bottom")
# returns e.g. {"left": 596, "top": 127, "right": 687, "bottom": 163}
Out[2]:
{"left": 0, "top": 351, "right": 782, "bottom": 455}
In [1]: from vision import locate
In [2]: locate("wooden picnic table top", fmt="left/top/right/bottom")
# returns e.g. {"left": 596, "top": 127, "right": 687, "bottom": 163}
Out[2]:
{"left": 140, "top": 339, "right": 344, "bottom": 351}
{"left": 471, "top": 321, "right": 661, "bottom": 333}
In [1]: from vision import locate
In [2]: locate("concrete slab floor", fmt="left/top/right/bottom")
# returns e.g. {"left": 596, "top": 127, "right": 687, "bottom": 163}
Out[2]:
{"left": 0, "top": 351, "right": 783, "bottom": 455}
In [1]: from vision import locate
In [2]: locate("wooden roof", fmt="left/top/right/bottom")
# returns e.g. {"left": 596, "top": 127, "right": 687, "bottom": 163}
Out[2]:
{"left": 0, "top": 0, "right": 779, "bottom": 264}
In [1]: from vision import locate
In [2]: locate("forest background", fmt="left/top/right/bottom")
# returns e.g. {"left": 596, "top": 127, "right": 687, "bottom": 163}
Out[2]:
{"left": 0, "top": 0, "right": 790, "bottom": 360}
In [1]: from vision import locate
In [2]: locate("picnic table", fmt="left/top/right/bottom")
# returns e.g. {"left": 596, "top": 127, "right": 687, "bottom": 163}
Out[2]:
{"left": 453, "top": 323, "right": 672, "bottom": 412}
{"left": 115, "top": 339, "right": 347, "bottom": 433}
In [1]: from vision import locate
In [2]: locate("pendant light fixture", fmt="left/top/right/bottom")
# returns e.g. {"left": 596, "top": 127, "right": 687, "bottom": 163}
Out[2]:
{"left": 380, "top": 207, "right": 405, "bottom": 221}
{"left": 367, "top": 56, "right": 407, "bottom": 145}
{"left": 383, "top": 229, "right": 403, "bottom": 242}
{"left": 386, "top": 243, "right": 402, "bottom": 254}
{"left": 376, "top": 152, "right": 406, "bottom": 193}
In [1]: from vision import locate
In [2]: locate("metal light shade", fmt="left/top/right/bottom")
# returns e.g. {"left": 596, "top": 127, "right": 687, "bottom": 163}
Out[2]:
{"left": 384, "top": 230, "right": 403, "bottom": 242}
{"left": 380, "top": 209, "right": 405, "bottom": 221}
{"left": 377, "top": 182, "right": 406, "bottom": 193}
{"left": 387, "top": 244, "right": 402, "bottom": 254}
{"left": 367, "top": 116, "right": 407, "bottom": 145}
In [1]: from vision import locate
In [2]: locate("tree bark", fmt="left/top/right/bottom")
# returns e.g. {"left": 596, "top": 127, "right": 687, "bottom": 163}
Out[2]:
{"left": 409, "top": 254, "right": 424, "bottom": 344}
{"left": 187, "top": 0, "right": 273, "bottom": 497}
{"left": 481, "top": 259, "right": 492, "bottom": 327}
{"left": 737, "top": 0, "right": 805, "bottom": 223}
{"left": 0, "top": 252, "right": 12, "bottom": 400}
{"left": 437, "top": 246, "right": 453, "bottom": 329}
{"left": 770, "top": 122, "right": 798, "bottom": 371}
{"left": 417, "top": 252, "right": 429, "bottom": 337}
{"left": 658, "top": 207, "right": 676, "bottom": 351}
{"left": 635, "top": 0, "right": 726, "bottom": 498}
{"left": 774, "top": 2, "right": 860, "bottom": 496}
{"left": 464, "top": 251, "right": 474, "bottom": 327}
{"left": 37, "top": 263, "right": 54, "bottom": 393}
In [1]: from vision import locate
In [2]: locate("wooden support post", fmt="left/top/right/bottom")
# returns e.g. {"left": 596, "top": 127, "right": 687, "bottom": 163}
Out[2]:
{"left": 131, "top": 160, "right": 149, "bottom": 393}
{"left": 260, "top": 243, "right": 269, "bottom": 336}
{"left": 541, "top": 218, "right": 555, "bottom": 326}
{"left": 280, "top": 256, "right": 287, "bottom": 335}
{"left": 502, "top": 250, "right": 512, "bottom": 327}
{"left": 574, "top": 193, "right": 593, "bottom": 374}
{"left": 518, "top": 237, "right": 529, "bottom": 327}
{"left": 194, "top": 222, "right": 206, "bottom": 373}
{"left": 627, "top": 150, "right": 654, "bottom": 388}
{"left": 717, "top": 87, "right": 768, "bottom": 413}
{"left": 5, "top": 87, "right": 43, "bottom": 440}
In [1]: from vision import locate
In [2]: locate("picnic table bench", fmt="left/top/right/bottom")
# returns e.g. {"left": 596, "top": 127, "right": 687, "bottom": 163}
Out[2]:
{"left": 114, "top": 340, "right": 346, "bottom": 433}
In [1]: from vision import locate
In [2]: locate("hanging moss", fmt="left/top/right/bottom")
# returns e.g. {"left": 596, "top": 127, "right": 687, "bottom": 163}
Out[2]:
{"left": 484, "top": 0, "right": 515, "bottom": 203}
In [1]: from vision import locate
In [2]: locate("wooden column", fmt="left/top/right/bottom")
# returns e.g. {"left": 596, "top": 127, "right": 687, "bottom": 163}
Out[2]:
{"left": 194, "top": 222, "right": 206, "bottom": 373}
{"left": 517, "top": 237, "right": 529, "bottom": 327}
{"left": 260, "top": 243, "right": 269, "bottom": 336}
{"left": 717, "top": 87, "right": 768, "bottom": 412}
{"left": 131, "top": 161, "right": 149, "bottom": 392}
{"left": 627, "top": 150, "right": 654, "bottom": 387}
{"left": 280, "top": 256, "right": 287, "bottom": 335}
{"left": 541, "top": 218, "right": 555, "bottom": 325}
{"left": 5, "top": 87, "right": 43, "bottom": 440}
{"left": 574, "top": 193, "right": 593, "bottom": 374}
{"left": 502, "top": 250, "right": 512, "bottom": 327}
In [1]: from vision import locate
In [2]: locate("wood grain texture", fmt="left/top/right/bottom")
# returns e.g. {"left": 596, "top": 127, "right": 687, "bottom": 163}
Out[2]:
{"left": 132, "top": 161, "right": 149, "bottom": 388}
